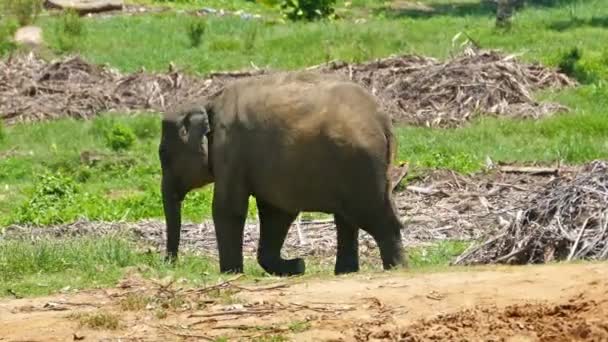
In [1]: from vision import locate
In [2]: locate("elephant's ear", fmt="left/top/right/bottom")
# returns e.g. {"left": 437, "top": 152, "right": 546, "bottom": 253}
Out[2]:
{"left": 182, "top": 108, "right": 210, "bottom": 152}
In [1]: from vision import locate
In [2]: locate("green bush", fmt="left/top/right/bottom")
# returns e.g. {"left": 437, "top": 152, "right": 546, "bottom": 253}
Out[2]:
{"left": 280, "top": 0, "right": 336, "bottom": 21}
{"left": 14, "top": 172, "right": 79, "bottom": 225}
{"left": 0, "top": 18, "right": 19, "bottom": 56}
{"left": 105, "top": 123, "right": 136, "bottom": 151}
{"left": 557, "top": 47, "right": 608, "bottom": 84}
{"left": 187, "top": 18, "right": 206, "bottom": 48}
{"left": 53, "top": 9, "right": 86, "bottom": 53}
{"left": 0, "top": 120, "right": 5, "bottom": 143}
{"left": 4, "top": 0, "right": 43, "bottom": 26}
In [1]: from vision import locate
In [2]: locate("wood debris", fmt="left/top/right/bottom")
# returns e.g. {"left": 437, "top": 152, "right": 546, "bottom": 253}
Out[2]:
{"left": 455, "top": 160, "right": 608, "bottom": 265}
{"left": 1, "top": 48, "right": 574, "bottom": 128}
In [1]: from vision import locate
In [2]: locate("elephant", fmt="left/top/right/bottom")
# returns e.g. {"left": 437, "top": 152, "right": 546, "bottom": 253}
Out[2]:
{"left": 158, "top": 71, "right": 407, "bottom": 276}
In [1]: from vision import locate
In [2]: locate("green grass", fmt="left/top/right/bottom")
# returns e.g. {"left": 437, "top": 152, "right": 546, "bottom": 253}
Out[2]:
{"left": 1, "top": 83, "right": 608, "bottom": 226}
{"left": 0, "top": 234, "right": 468, "bottom": 298}
{"left": 27, "top": 0, "right": 608, "bottom": 75}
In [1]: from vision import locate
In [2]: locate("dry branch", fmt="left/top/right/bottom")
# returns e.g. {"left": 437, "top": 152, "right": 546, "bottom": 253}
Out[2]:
{"left": 1, "top": 48, "right": 574, "bottom": 128}
{"left": 455, "top": 160, "right": 608, "bottom": 265}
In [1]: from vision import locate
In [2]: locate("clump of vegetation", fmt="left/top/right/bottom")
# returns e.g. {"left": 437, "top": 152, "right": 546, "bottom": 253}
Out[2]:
{"left": 187, "top": 18, "right": 206, "bottom": 48}
{"left": 13, "top": 171, "right": 79, "bottom": 225}
{"left": 106, "top": 123, "right": 136, "bottom": 151}
{"left": 53, "top": 9, "right": 86, "bottom": 53}
{"left": 4, "top": 0, "right": 43, "bottom": 26}
{"left": 280, "top": 0, "right": 336, "bottom": 21}
{"left": 0, "top": 18, "right": 19, "bottom": 56}
{"left": 0, "top": 120, "right": 5, "bottom": 142}
{"left": 557, "top": 47, "right": 608, "bottom": 84}
{"left": 71, "top": 310, "right": 120, "bottom": 330}
{"left": 119, "top": 293, "right": 149, "bottom": 311}
{"left": 243, "top": 25, "right": 258, "bottom": 52}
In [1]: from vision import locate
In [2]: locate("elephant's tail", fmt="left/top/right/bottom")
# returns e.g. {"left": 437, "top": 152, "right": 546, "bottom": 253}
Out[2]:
{"left": 385, "top": 121, "right": 408, "bottom": 197}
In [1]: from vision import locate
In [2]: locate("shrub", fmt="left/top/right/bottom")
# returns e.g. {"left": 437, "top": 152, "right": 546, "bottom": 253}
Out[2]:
{"left": 557, "top": 47, "right": 582, "bottom": 78}
{"left": 557, "top": 47, "right": 608, "bottom": 84}
{"left": 280, "top": 0, "right": 336, "bottom": 21}
{"left": 187, "top": 18, "right": 206, "bottom": 48}
{"left": 106, "top": 123, "right": 136, "bottom": 151}
{"left": 243, "top": 25, "right": 258, "bottom": 52}
{"left": 4, "top": 0, "right": 43, "bottom": 26}
{"left": 0, "top": 18, "right": 19, "bottom": 56}
{"left": 53, "top": 9, "right": 86, "bottom": 53}
{"left": 0, "top": 120, "right": 5, "bottom": 143}
{"left": 14, "top": 171, "right": 79, "bottom": 225}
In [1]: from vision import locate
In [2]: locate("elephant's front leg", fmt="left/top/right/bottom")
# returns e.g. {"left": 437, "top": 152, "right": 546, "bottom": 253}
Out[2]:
{"left": 212, "top": 182, "right": 250, "bottom": 274}
{"left": 334, "top": 214, "right": 359, "bottom": 275}
{"left": 257, "top": 199, "right": 305, "bottom": 276}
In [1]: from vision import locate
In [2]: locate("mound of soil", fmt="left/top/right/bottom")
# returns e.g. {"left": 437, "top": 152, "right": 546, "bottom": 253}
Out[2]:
{"left": 456, "top": 160, "right": 608, "bottom": 265}
{"left": 0, "top": 48, "right": 574, "bottom": 127}
{"left": 400, "top": 296, "right": 607, "bottom": 341}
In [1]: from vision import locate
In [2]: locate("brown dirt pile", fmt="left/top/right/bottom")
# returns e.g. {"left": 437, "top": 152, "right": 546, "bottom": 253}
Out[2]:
{"left": 455, "top": 160, "right": 608, "bottom": 265}
{"left": 1, "top": 48, "right": 574, "bottom": 127}
{"left": 398, "top": 294, "right": 608, "bottom": 342}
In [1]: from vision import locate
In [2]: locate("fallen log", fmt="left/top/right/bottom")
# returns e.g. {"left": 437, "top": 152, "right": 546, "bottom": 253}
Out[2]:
{"left": 44, "top": 0, "right": 124, "bottom": 14}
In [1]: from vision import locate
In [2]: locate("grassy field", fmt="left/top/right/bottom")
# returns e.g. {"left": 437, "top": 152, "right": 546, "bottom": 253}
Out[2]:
{"left": 1, "top": 0, "right": 608, "bottom": 297}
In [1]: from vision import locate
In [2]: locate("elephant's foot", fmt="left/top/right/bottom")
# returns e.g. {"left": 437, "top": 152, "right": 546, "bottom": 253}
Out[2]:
{"left": 377, "top": 237, "right": 408, "bottom": 271}
{"left": 165, "top": 253, "right": 178, "bottom": 265}
{"left": 334, "top": 259, "right": 359, "bottom": 275}
{"left": 219, "top": 262, "right": 244, "bottom": 274}
{"left": 259, "top": 257, "right": 305, "bottom": 277}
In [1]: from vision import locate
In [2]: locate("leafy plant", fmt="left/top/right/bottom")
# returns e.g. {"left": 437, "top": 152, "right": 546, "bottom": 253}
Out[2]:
{"left": 557, "top": 47, "right": 608, "bottom": 84}
{"left": 0, "top": 120, "right": 5, "bottom": 143}
{"left": 53, "top": 9, "right": 86, "bottom": 53}
{"left": 4, "top": 0, "right": 43, "bottom": 26}
{"left": 187, "top": 18, "right": 206, "bottom": 48}
{"left": 105, "top": 123, "right": 136, "bottom": 151}
{"left": 13, "top": 171, "right": 79, "bottom": 225}
{"left": 280, "top": 0, "right": 336, "bottom": 21}
{"left": 243, "top": 25, "right": 258, "bottom": 52}
{"left": 0, "top": 18, "right": 19, "bottom": 56}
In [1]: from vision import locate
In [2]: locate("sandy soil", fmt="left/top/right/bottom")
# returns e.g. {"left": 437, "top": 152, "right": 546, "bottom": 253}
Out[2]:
{"left": 1, "top": 262, "right": 607, "bottom": 341}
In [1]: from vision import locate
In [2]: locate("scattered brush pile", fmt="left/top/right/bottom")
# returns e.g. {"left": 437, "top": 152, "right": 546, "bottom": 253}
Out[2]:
{"left": 455, "top": 160, "right": 608, "bottom": 265}
{"left": 1, "top": 48, "right": 574, "bottom": 126}
{"left": 0, "top": 53, "right": 231, "bottom": 124}
{"left": 316, "top": 48, "right": 575, "bottom": 127}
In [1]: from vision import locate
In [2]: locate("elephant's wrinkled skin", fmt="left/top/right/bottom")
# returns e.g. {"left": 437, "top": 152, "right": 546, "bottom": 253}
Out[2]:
{"left": 159, "top": 72, "right": 407, "bottom": 276}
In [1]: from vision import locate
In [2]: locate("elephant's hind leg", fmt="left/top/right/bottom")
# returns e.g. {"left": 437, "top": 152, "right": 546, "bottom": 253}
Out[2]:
{"left": 334, "top": 214, "right": 359, "bottom": 275}
{"left": 256, "top": 199, "right": 305, "bottom": 276}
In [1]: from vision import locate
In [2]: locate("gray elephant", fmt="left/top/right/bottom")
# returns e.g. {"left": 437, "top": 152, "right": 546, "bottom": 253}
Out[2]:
{"left": 158, "top": 71, "right": 406, "bottom": 276}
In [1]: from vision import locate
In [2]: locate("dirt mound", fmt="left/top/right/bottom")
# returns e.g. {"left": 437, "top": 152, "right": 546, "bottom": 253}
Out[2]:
{"left": 455, "top": 160, "right": 608, "bottom": 265}
{"left": 1, "top": 48, "right": 573, "bottom": 127}
{"left": 400, "top": 295, "right": 608, "bottom": 341}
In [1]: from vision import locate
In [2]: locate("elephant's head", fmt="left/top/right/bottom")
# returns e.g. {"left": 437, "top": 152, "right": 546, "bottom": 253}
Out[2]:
{"left": 158, "top": 101, "right": 214, "bottom": 261}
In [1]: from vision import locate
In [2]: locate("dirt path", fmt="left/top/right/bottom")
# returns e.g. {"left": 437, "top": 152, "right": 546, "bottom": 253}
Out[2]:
{"left": 1, "top": 262, "right": 607, "bottom": 341}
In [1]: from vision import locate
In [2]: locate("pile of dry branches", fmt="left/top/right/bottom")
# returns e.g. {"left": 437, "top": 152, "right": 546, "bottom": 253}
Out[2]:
{"left": 1, "top": 48, "right": 573, "bottom": 127}
{"left": 2, "top": 168, "right": 559, "bottom": 260}
{"left": 314, "top": 48, "right": 575, "bottom": 127}
{"left": 455, "top": 160, "right": 608, "bottom": 265}
{"left": 0, "top": 53, "right": 233, "bottom": 124}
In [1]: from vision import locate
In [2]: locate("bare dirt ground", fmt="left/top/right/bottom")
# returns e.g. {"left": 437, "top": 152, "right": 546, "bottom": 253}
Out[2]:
{"left": 1, "top": 262, "right": 607, "bottom": 341}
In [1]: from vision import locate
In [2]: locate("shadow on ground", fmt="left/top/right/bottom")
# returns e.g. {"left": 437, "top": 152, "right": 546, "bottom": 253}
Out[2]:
{"left": 374, "top": 0, "right": 595, "bottom": 20}
{"left": 548, "top": 16, "right": 608, "bottom": 31}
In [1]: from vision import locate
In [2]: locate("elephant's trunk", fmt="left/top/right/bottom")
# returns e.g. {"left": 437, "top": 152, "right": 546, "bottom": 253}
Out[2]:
{"left": 162, "top": 174, "right": 182, "bottom": 263}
